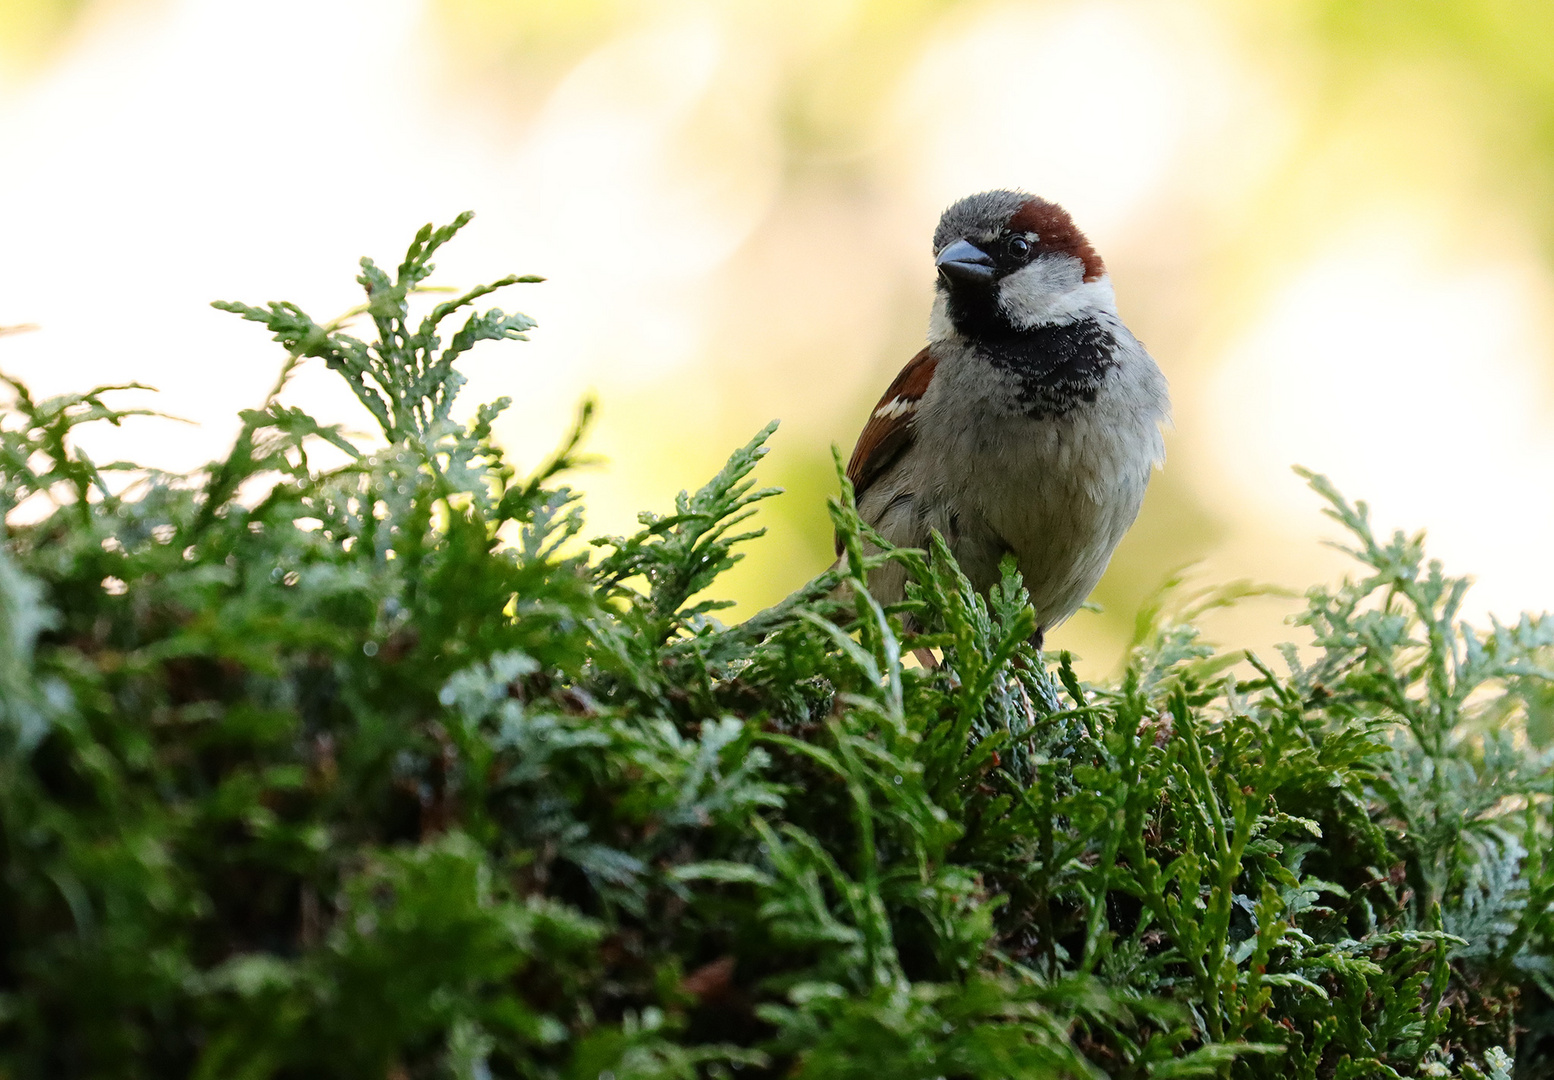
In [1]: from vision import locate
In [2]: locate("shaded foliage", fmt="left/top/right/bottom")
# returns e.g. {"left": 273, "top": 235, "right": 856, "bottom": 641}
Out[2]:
{"left": 0, "top": 217, "right": 1550, "bottom": 1079}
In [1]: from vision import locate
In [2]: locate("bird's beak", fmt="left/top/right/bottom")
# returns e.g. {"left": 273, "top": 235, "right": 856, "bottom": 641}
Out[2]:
{"left": 935, "top": 238, "right": 995, "bottom": 285}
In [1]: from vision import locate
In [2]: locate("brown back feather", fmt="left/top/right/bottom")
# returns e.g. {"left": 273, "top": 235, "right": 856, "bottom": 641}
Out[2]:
{"left": 837, "top": 347, "right": 938, "bottom": 553}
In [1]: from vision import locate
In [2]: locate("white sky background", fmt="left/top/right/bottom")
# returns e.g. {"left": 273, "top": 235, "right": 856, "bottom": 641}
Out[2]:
{"left": 4, "top": 0, "right": 1554, "bottom": 633}
{"left": 0, "top": 0, "right": 775, "bottom": 471}
{"left": 1206, "top": 225, "right": 1554, "bottom": 619}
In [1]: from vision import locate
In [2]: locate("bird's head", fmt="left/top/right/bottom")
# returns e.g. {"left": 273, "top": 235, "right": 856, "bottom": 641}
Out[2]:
{"left": 929, "top": 190, "right": 1111, "bottom": 340}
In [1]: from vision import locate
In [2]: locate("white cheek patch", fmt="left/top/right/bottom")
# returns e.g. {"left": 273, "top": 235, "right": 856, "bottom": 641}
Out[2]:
{"left": 873, "top": 397, "right": 919, "bottom": 421}
{"left": 998, "top": 257, "right": 1116, "bottom": 328}
{"left": 927, "top": 291, "right": 956, "bottom": 342}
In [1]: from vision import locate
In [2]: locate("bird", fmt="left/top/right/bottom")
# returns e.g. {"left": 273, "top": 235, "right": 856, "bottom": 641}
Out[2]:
{"left": 839, "top": 190, "right": 1169, "bottom": 651}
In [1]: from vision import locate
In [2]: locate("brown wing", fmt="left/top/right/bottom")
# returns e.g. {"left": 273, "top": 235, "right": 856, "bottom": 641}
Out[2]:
{"left": 837, "top": 347, "right": 938, "bottom": 553}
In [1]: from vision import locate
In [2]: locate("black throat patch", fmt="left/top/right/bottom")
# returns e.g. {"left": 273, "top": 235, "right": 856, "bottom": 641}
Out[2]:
{"left": 977, "top": 318, "right": 1118, "bottom": 420}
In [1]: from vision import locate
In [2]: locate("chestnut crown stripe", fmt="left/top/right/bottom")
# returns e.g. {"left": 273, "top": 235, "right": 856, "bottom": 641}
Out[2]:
{"left": 1008, "top": 198, "right": 1105, "bottom": 283}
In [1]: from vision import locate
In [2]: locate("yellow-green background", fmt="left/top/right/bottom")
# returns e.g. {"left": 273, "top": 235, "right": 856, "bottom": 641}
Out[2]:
{"left": 4, "top": 0, "right": 1554, "bottom": 675}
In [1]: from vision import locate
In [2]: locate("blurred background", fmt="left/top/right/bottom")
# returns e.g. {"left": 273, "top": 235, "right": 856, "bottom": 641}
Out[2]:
{"left": 3, "top": 0, "right": 1554, "bottom": 674}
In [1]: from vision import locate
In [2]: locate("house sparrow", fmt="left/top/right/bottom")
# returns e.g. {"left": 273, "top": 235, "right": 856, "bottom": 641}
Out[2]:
{"left": 841, "top": 190, "right": 1169, "bottom": 650}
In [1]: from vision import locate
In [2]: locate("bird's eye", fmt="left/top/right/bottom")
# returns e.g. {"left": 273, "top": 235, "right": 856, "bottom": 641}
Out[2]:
{"left": 1008, "top": 236, "right": 1032, "bottom": 259}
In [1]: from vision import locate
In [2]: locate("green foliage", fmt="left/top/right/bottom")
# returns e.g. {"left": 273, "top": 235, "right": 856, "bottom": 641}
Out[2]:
{"left": 2, "top": 216, "right": 1552, "bottom": 1079}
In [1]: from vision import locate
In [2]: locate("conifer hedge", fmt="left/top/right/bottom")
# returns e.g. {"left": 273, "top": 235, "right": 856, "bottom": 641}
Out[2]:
{"left": 2, "top": 216, "right": 1552, "bottom": 1079}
